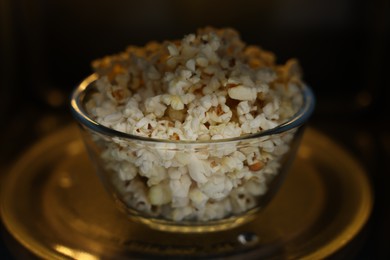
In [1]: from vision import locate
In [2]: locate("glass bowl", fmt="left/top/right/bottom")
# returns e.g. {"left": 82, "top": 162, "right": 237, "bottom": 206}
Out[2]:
{"left": 70, "top": 74, "right": 315, "bottom": 233}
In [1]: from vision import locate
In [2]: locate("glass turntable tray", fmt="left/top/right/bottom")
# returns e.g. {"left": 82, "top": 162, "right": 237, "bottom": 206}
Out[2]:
{"left": 0, "top": 125, "right": 372, "bottom": 259}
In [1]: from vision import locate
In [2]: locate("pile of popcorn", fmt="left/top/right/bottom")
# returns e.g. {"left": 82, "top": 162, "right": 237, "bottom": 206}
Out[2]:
{"left": 85, "top": 27, "right": 304, "bottom": 222}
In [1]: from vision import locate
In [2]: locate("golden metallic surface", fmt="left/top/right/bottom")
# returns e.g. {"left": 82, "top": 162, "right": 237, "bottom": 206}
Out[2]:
{"left": 0, "top": 125, "right": 372, "bottom": 259}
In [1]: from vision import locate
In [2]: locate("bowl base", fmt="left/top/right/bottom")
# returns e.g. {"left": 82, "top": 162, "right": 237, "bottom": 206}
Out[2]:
{"left": 124, "top": 210, "right": 258, "bottom": 233}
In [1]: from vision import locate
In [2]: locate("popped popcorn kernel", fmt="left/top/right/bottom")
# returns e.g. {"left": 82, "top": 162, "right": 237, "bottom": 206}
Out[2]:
{"left": 148, "top": 182, "right": 172, "bottom": 206}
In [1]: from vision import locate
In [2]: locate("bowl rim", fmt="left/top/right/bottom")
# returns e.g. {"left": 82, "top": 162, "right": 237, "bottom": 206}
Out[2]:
{"left": 70, "top": 74, "right": 315, "bottom": 144}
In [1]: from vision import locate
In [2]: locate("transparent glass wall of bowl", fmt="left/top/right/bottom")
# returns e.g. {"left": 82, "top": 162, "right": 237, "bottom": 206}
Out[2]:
{"left": 71, "top": 75, "right": 314, "bottom": 232}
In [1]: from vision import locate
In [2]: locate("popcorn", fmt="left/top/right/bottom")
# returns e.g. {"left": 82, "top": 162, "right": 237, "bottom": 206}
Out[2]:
{"left": 103, "top": 112, "right": 123, "bottom": 124}
{"left": 189, "top": 187, "right": 209, "bottom": 209}
{"left": 188, "top": 155, "right": 209, "bottom": 184}
{"left": 86, "top": 27, "right": 304, "bottom": 222}
{"left": 244, "top": 177, "right": 267, "bottom": 196}
{"left": 118, "top": 162, "right": 137, "bottom": 181}
{"left": 172, "top": 206, "right": 193, "bottom": 221}
{"left": 237, "top": 101, "right": 251, "bottom": 116}
{"left": 148, "top": 182, "right": 172, "bottom": 206}
{"left": 144, "top": 96, "right": 167, "bottom": 117}
{"left": 227, "top": 85, "right": 257, "bottom": 101}
{"left": 196, "top": 56, "right": 209, "bottom": 67}
{"left": 155, "top": 143, "right": 176, "bottom": 161}
{"left": 169, "top": 173, "right": 191, "bottom": 198}
{"left": 230, "top": 188, "right": 256, "bottom": 214}
{"left": 199, "top": 174, "right": 233, "bottom": 200}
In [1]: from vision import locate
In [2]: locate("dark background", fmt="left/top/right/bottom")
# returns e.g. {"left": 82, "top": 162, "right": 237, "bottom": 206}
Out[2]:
{"left": 1, "top": 0, "right": 389, "bottom": 259}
